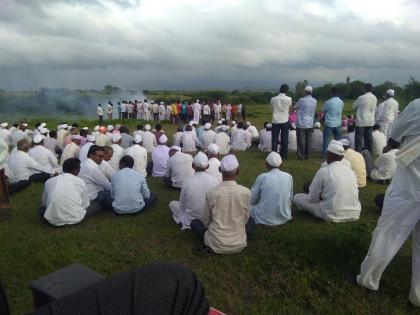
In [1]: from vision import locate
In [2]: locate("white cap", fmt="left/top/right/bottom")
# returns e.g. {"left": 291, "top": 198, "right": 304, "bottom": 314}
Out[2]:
{"left": 94, "top": 125, "right": 99, "bottom": 131}
{"left": 39, "top": 128, "right": 49, "bottom": 134}
{"left": 246, "top": 121, "right": 251, "bottom": 126}
{"left": 339, "top": 139, "right": 350, "bottom": 146}
{"left": 159, "top": 134, "right": 168, "bottom": 144}
{"left": 328, "top": 140, "right": 345, "bottom": 155}
{"left": 266, "top": 124, "right": 272, "bottom": 129}
{"left": 170, "top": 145, "right": 181, "bottom": 151}
{"left": 386, "top": 89, "right": 395, "bottom": 97}
{"left": 112, "top": 133, "right": 121, "bottom": 142}
{"left": 220, "top": 125, "right": 228, "bottom": 132}
{"left": 134, "top": 134, "right": 142, "bottom": 143}
{"left": 107, "top": 125, "right": 113, "bottom": 131}
{"left": 33, "top": 134, "right": 43, "bottom": 144}
{"left": 207, "top": 143, "right": 219, "bottom": 154}
{"left": 204, "top": 123, "right": 211, "bottom": 130}
{"left": 193, "top": 151, "right": 209, "bottom": 168}
{"left": 305, "top": 86, "right": 313, "bottom": 93}
{"left": 61, "top": 123, "right": 68, "bottom": 129}
{"left": 82, "top": 127, "right": 89, "bottom": 130}
{"left": 220, "top": 154, "right": 239, "bottom": 172}
{"left": 218, "top": 120, "right": 222, "bottom": 125}
{"left": 231, "top": 120, "right": 236, "bottom": 126}
{"left": 72, "top": 135, "right": 82, "bottom": 141}
{"left": 314, "top": 122, "right": 321, "bottom": 128}
{"left": 160, "top": 102, "right": 164, "bottom": 105}
{"left": 144, "top": 124, "right": 151, "bottom": 131}
{"left": 266, "top": 152, "right": 282, "bottom": 167}
{"left": 87, "top": 135, "right": 96, "bottom": 142}
{"left": 0, "top": 122, "right": 8, "bottom": 128}
{"left": 189, "top": 121, "right": 195, "bottom": 126}
{"left": 21, "top": 123, "right": 28, "bottom": 127}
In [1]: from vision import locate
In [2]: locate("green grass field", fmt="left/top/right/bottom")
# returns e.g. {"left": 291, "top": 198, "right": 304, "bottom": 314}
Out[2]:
{"left": 0, "top": 104, "right": 417, "bottom": 314}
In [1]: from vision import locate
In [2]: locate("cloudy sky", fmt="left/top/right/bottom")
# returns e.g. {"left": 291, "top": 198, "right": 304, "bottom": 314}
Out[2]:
{"left": 1, "top": 0, "right": 419, "bottom": 90}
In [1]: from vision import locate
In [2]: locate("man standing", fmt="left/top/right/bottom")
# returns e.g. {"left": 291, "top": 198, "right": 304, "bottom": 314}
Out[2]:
{"left": 202, "top": 103, "right": 211, "bottom": 123}
{"left": 295, "top": 86, "right": 317, "bottom": 159}
{"left": 379, "top": 89, "right": 399, "bottom": 138}
{"left": 352, "top": 83, "right": 377, "bottom": 153}
{"left": 106, "top": 102, "right": 113, "bottom": 120}
{"left": 321, "top": 87, "right": 344, "bottom": 158}
{"left": 111, "top": 155, "right": 157, "bottom": 215}
{"left": 271, "top": 84, "right": 292, "bottom": 159}
{"left": 293, "top": 140, "right": 361, "bottom": 222}
{"left": 152, "top": 101, "right": 159, "bottom": 121}
{"left": 97, "top": 104, "right": 104, "bottom": 124}
{"left": 251, "top": 152, "right": 293, "bottom": 226}
{"left": 193, "top": 100, "right": 201, "bottom": 123}
{"left": 190, "top": 155, "right": 256, "bottom": 254}
{"left": 169, "top": 152, "right": 219, "bottom": 230}
{"left": 356, "top": 98, "right": 420, "bottom": 307}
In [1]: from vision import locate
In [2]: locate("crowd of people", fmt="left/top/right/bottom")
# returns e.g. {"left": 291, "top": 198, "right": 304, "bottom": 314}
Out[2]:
{"left": 0, "top": 82, "right": 419, "bottom": 307}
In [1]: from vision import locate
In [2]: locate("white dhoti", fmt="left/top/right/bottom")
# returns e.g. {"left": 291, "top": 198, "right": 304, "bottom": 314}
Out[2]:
{"left": 293, "top": 193, "right": 326, "bottom": 220}
{"left": 356, "top": 189, "right": 420, "bottom": 306}
{"left": 193, "top": 111, "right": 200, "bottom": 123}
{"left": 169, "top": 200, "right": 190, "bottom": 230}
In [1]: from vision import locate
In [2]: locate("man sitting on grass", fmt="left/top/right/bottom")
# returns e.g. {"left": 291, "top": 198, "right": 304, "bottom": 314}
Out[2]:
{"left": 111, "top": 155, "right": 156, "bottom": 215}
{"left": 293, "top": 140, "right": 361, "bottom": 223}
{"left": 163, "top": 145, "right": 194, "bottom": 189}
{"left": 39, "top": 158, "right": 91, "bottom": 226}
{"left": 191, "top": 154, "right": 256, "bottom": 254}
{"left": 250, "top": 152, "right": 293, "bottom": 226}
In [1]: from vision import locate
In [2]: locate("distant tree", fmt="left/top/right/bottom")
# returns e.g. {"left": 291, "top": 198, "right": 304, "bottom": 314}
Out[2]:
{"left": 404, "top": 76, "right": 420, "bottom": 101}
{"left": 346, "top": 80, "right": 365, "bottom": 99}
{"left": 103, "top": 85, "right": 121, "bottom": 95}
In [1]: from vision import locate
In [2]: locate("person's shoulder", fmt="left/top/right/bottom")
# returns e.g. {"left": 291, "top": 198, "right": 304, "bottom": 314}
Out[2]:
{"left": 236, "top": 184, "right": 251, "bottom": 195}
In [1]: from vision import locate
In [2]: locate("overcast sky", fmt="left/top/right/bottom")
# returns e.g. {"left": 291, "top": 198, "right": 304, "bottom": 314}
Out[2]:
{"left": 1, "top": 0, "right": 419, "bottom": 90}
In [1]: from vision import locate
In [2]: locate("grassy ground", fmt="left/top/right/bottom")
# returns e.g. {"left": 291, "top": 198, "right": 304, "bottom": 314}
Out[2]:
{"left": 0, "top": 104, "right": 417, "bottom": 314}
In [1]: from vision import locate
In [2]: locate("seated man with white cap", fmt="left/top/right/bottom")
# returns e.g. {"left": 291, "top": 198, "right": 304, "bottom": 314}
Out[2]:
{"left": 79, "top": 135, "right": 96, "bottom": 162}
{"left": 163, "top": 146, "right": 194, "bottom": 189}
{"left": 78, "top": 145, "right": 113, "bottom": 210}
{"left": 258, "top": 124, "right": 272, "bottom": 152}
{"left": 250, "top": 152, "right": 293, "bottom": 226}
{"left": 172, "top": 127, "right": 183, "bottom": 147}
{"left": 60, "top": 135, "right": 82, "bottom": 166}
{"left": 214, "top": 125, "right": 231, "bottom": 155}
{"left": 311, "top": 122, "right": 323, "bottom": 153}
{"left": 0, "top": 122, "right": 11, "bottom": 145}
{"left": 149, "top": 134, "right": 170, "bottom": 177}
{"left": 293, "top": 140, "right": 361, "bottom": 223}
{"left": 56, "top": 123, "right": 69, "bottom": 149}
{"left": 230, "top": 122, "right": 251, "bottom": 151}
{"left": 109, "top": 133, "right": 124, "bottom": 171}
{"left": 246, "top": 122, "right": 260, "bottom": 145}
{"left": 206, "top": 143, "right": 222, "bottom": 182}
{"left": 43, "top": 130, "right": 61, "bottom": 156}
{"left": 29, "top": 134, "right": 61, "bottom": 174}
{"left": 169, "top": 152, "right": 219, "bottom": 230}
{"left": 341, "top": 138, "right": 367, "bottom": 188}
{"left": 181, "top": 124, "right": 199, "bottom": 153}
{"left": 111, "top": 155, "right": 157, "bottom": 215}
{"left": 106, "top": 125, "right": 114, "bottom": 140}
{"left": 124, "top": 134, "right": 148, "bottom": 177}
{"left": 39, "top": 158, "right": 92, "bottom": 226}
{"left": 190, "top": 154, "right": 256, "bottom": 254}
{"left": 202, "top": 123, "right": 216, "bottom": 150}
{"left": 142, "top": 124, "right": 157, "bottom": 153}
{"left": 361, "top": 142, "right": 399, "bottom": 183}
{"left": 372, "top": 124, "right": 386, "bottom": 156}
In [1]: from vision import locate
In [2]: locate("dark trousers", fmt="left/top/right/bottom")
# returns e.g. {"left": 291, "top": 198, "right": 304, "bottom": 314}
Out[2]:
{"left": 114, "top": 192, "right": 158, "bottom": 215}
{"left": 98, "top": 115, "right": 103, "bottom": 124}
{"left": 162, "top": 177, "right": 181, "bottom": 190}
{"left": 8, "top": 180, "right": 31, "bottom": 195}
{"left": 30, "top": 172, "right": 51, "bottom": 183}
{"left": 296, "top": 127, "right": 312, "bottom": 159}
{"left": 153, "top": 113, "right": 159, "bottom": 121}
{"left": 322, "top": 126, "right": 341, "bottom": 158}
{"left": 355, "top": 126, "right": 373, "bottom": 153}
{"left": 190, "top": 217, "right": 256, "bottom": 241}
{"left": 271, "top": 122, "right": 290, "bottom": 159}
{"left": 375, "top": 193, "right": 385, "bottom": 210}
{"left": 92, "top": 191, "right": 113, "bottom": 211}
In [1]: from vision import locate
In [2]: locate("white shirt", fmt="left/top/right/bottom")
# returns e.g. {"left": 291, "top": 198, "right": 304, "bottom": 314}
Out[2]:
{"left": 258, "top": 130, "right": 272, "bottom": 152}
{"left": 7, "top": 150, "right": 51, "bottom": 183}
{"left": 78, "top": 158, "right": 111, "bottom": 201}
{"left": 124, "top": 144, "right": 148, "bottom": 176}
{"left": 97, "top": 106, "right": 103, "bottom": 116}
{"left": 214, "top": 132, "right": 231, "bottom": 155}
{"left": 271, "top": 93, "right": 292, "bottom": 124}
{"left": 99, "top": 160, "right": 116, "bottom": 181}
{"left": 12, "top": 130, "right": 29, "bottom": 147}
{"left": 57, "top": 129, "right": 69, "bottom": 147}
{"left": 172, "top": 132, "right": 183, "bottom": 147}
{"left": 28, "top": 145, "right": 60, "bottom": 174}
{"left": 60, "top": 142, "right": 80, "bottom": 166}
{"left": 247, "top": 125, "right": 259, "bottom": 139}
{"left": 142, "top": 131, "right": 157, "bottom": 153}
{"left": 383, "top": 97, "right": 399, "bottom": 122}
{"left": 173, "top": 171, "right": 219, "bottom": 229}
{"left": 42, "top": 173, "right": 89, "bottom": 226}
{"left": 371, "top": 149, "right": 399, "bottom": 181}
{"left": 206, "top": 157, "right": 222, "bottom": 182}
{"left": 181, "top": 131, "right": 198, "bottom": 152}
{"left": 352, "top": 92, "right": 377, "bottom": 127}
{"left": 202, "top": 130, "right": 216, "bottom": 149}
{"left": 165, "top": 151, "right": 194, "bottom": 188}
{"left": 230, "top": 129, "right": 251, "bottom": 151}
{"left": 0, "top": 137, "right": 9, "bottom": 170}
{"left": 0, "top": 129, "right": 11, "bottom": 145}
{"left": 151, "top": 145, "right": 170, "bottom": 177}
{"left": 109, "top": 143, "right": 124, "bottom": 171}
{"left": 79, "top": 142, "right": 93, "bottom": 162}
{"left": 106, "top": 104, "right": 113, "bottom": 114}
{"left": 309, "top": 161, "right": 361, "bottom": 222}
{"left": 372, "top": 130, "right": 386, "bottom": 156}
{"left": 202, "top": 104, "right": 210, "bottom": 115}
{"left": 342, "top": 132, "right": 355, "bottom": 150}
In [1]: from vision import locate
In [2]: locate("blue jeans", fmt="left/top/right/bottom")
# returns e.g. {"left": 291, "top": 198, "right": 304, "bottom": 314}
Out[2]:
{"left": 322, "top": 126, "right": 341, "bottom": 158}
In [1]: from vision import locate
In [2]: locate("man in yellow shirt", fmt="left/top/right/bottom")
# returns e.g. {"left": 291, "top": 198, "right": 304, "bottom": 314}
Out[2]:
{"left": 340, "top": 139, "right": 366, "bottom": 188}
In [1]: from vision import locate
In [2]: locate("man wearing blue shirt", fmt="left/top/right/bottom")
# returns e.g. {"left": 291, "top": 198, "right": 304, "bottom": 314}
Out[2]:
{"left": 111, "top": 155, "right": 157, "bottom": 215}
{"left": 250, "top": 152, "right": 293, "bottom": 226}
{"left": 321, "top": 87, "right": 344, "bottom": 158}
{"left": 295, "top": 86, "right": 317, "bottom": 160}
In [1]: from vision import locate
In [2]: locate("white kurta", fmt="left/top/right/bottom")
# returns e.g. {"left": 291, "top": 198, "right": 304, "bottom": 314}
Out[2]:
{"left": 42, "top": 173, "right": 89, "bottom": 226}
{"left": 0, "top": 129, "right": 11, "bottom": 145}
{"left": 79, "top": 142, "right": 93, "bottom": 162}
{"left": 99, "top": 160, "right": 116, "bottom": 181}
{"left": 172, "top": 132, "right": 183, "bottom": 147}
{"left": 193, "top": 102, "right": 201, "bottom": 122}
{"left": 169, "top": 171, "right": 219, "bottom": 229}
{"left": 372, "top": 130, "right": 386, "bottom": 156}
{"left": 28, "top": 145, "right": 60, "bottom": 174}
{"left": 60, "top": 142, "right": 80, "bottom": 166}
{"left": 288, "top": 130, "right": 297, "bottom": 151}
{"left": 230, "top": 129, "right": 251, "bottom": 151}
{"left": 181, "top": 131, "right": 198, "bottom": 153}
{"left": 352, "top": 92, "right": 378, "bottom": 127}
{"left": 142, "top": 131, "right": 157, "bottom": 153}
{"left": 124, "top": 144, "right": 148, "bottom": 176}
{"left": 7, "top": 150, "right": 51, "bottom": 183}
{"left": 258, "top": 130, "right": 272, "bottom": 152}
{"left": 78, "top": 158, "right": 111, "bottom": 201}
{"left": 214, "top": 132, "right": 230, "bottom": 155}
{"left": 165, "top": 151, "right": 194, "bottom": 188}
{"left": 370, "top": 149, "right": 399, "bottom": 181}
{"left": 109, "top": 143, "right": 124, "bottom": 171}
{"left": 151, "top": 145, "right": 170, "bottom": 177}
{"left": 202, "top": 130, "right": 216, "bottom": 149}
{"left": 206, "top": 157, "right": 222, "bottom": 182}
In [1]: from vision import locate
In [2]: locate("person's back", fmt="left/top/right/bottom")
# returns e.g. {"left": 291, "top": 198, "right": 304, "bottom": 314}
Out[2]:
{"left": 371, "top": 149, "right": 399, "bottom": 181}
{"left": 181, "top": 131, "right": 197, "bottom": 153}
{"left": 95, "top": 133, "right": 111, "bottom": 147}
{"left": 120, "top": 133, "right": 133, "bottom": 149}
{"left": 311, "top": 161, "right": 361, "bottom": 222}
{"left": 29, "top": 145, "right": 59, "bottom": 173}
{"left": 172, "top": 131, "right": 183, "bottom": 146}
{"left": 230, "top": 128, "right": 250, "bottom": 151}
{"left": 43, "top": 173, "right": 89, "bottom": 226}
{"left": 353, "top": 91, "right": 377, "bottom": 127}
{"left": 166, "top": 151, "right": 194, "bottom": 188}
{"left": 296, "top": 95, "right": 317, "bottom": 128}
{"left": 271, "top": 93, "right": 292, "bottom": 124}
{"left": 258, "top": 130, "right": 272, "bottom": 152}
{"left": 251, "top": 168, "right": 293, "bottom": 226}
{"left": 142, "top": 130, "right": 157, "bottom": 152}
{"left": 288, "top": 129, "right": 297, "bottom": 151}
{"left": 202, "top": 130, "right": 216, "bottom": 149}
{"left": 322, "top": 96, "right": 344, "bottom": 128}
{"left": 372, "top": 129, "right": 386, "bottom": 156}
{"left": 124, "top": 144, "right": 147, "bottom": 176}
{"left": 151, "top": 145, "right": 170, "bottom": 177}
{"left": 344, "top": 148, "right": 367, "bottom": 187}
{"left": 214, "top": 131, "right": 230, "bottom": 155}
